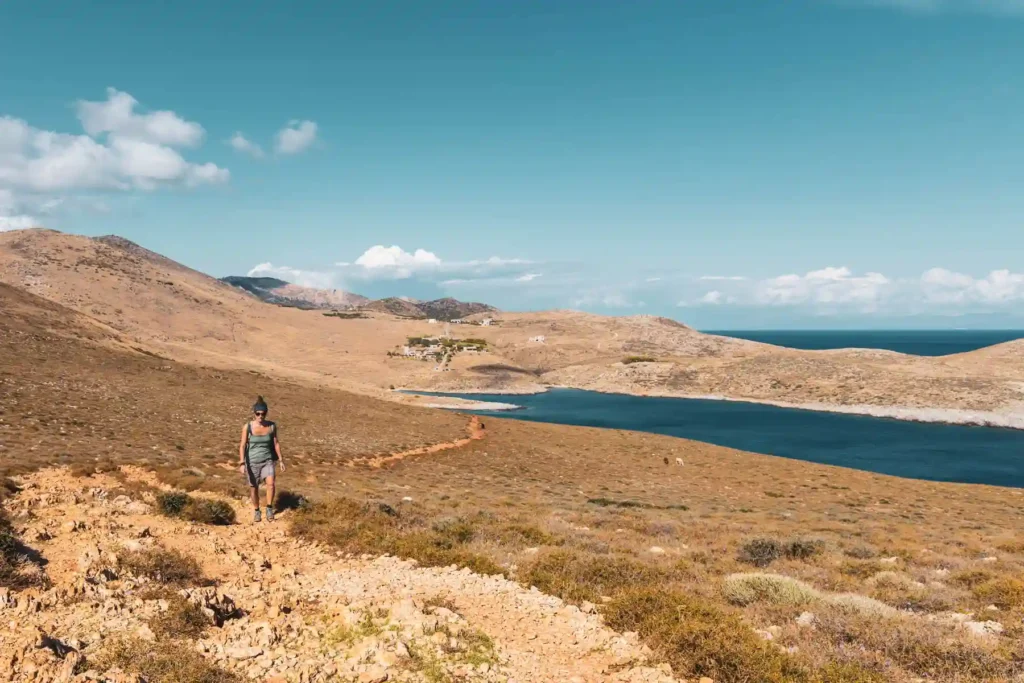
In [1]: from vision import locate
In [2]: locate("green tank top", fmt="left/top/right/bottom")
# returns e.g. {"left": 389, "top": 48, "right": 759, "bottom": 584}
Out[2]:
{"left": 246, "top": 423, "right": 276, "bottom": 465}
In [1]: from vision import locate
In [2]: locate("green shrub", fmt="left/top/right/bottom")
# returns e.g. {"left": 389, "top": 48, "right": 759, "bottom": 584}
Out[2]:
{"left": 148, "top": 592, "right": 211, "bottom": 639}
{"left": 950, "top": 568, "right": 996, "bottom": 589}
{"left": 786, "top": 538, "right": 825, "bottom": 560}
{"left": 157, "top": 491, "right": 235, "bottom": 525}
{"left": 605, "top": 587, "right": 809, "bottom": 682}
{"left": 289, "top": 498, "right": 503, "bottom": 576}
{"left": 120, "top": 548, "right": 206, "bottom": 587}
{"left": 0, "top": 511, "right": 47, "bottom": 590}
{"left": 622, "top": 355, "right": 657, "bottom": 364}
{"left": 739, "top": 538, "right": 784, "bottom": 567}
{"left": 156, "top": 491, "right": 191, "bottom": 517}
{"left": 724, "top": 572, "right": 821, "bottom": 606}
{"left": 432, "top": 519, "right": 476, "bottom": 546}
{"left": 972, "top": 577, "right": 1024, "bottom": 609}
{"left": 182, "top": 499, "right": 235, "bottom": 526}
{"left": 739, "top": 537, "right": 824, "bottom": 567}
{"left": 519, "top": 550, "right": 670, "bottom": 604}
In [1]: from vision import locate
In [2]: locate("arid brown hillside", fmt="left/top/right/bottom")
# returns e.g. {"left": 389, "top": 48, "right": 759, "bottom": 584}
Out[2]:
{"left": 4, "top": 273, "right": 1024, "bottom": 682}
{"left": 0, "top": 281, "right": 466, "bottom": 493}
{"left": 2, "top": 228, "right": 1023, "bottom": 425}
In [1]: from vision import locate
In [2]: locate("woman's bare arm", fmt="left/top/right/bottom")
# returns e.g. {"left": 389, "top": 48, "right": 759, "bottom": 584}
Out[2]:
{"left": 273, "top": 427, "right": 285, "bottom": 470}
{"left": 237, "top": 424, "right": 248, "bottom": 467}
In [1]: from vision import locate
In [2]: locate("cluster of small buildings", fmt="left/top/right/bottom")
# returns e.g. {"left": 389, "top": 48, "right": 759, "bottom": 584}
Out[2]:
{"left": 426, "top": 317, "right": 493, "bottom": 326}
{"left": 398, "top": 342, "right": 443, "bottom": 358}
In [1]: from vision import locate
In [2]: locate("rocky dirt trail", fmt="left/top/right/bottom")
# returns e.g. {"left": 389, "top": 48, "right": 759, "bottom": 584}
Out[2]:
{"left": 1, "top": 467, "right": 679, "bottom": 683}
{"left": 350, "top": 416, "right": 486, "bottom": 469}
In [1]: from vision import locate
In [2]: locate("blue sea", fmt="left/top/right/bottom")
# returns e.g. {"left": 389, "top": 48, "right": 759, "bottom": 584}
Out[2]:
{"left": 704, "top": 329, "right": 1023, "bottom": 356}
{"left": 431, "top": 389, "right": 1024, "bottom": 488}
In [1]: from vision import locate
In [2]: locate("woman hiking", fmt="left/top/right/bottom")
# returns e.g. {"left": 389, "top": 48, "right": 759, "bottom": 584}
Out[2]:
{"left": 237, "top": 395, "right": 285, "bottom": 522}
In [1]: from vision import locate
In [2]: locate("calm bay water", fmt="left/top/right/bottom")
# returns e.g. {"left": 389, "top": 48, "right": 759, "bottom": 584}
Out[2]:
{"left": 705, "top": 329, "right": 1024, "bottom": 356}
{"left": 436, "top": 389, "right": 1024, "bottom": 487}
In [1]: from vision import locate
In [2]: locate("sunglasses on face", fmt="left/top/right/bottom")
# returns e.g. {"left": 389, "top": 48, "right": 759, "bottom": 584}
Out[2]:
{"left": 255, "top": 411, "right": 267, "bottom": 417}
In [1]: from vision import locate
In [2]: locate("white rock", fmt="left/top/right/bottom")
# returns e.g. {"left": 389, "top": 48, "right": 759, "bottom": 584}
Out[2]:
{"left": 226, "top": 646, "right": 263, "bottom": 660}
{"left": 648, "top": 546, "right": 666, "bottom": 555}
{"left": 796, "top": 612, "right": 816, "bottom": 627}
{"left": 963, "top": 620, "right": 1004, "bottom": 637}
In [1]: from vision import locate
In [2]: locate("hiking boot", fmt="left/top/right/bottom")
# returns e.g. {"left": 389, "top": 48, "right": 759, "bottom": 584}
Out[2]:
{"left": 253, "top": 508, "right": 262, "bottom": 523}
{"left": 265, "top": 506, "right": 275, "bottom": 522}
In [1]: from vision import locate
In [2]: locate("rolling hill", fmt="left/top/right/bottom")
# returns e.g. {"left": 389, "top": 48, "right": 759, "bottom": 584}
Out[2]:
{"left": 2, "top": 228, "right": 1023, "bottom": 425}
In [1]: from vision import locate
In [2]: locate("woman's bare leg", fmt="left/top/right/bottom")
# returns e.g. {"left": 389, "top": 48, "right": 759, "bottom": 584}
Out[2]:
{"left": 264, "top": 475, "right": 276, "bottom": 508}
{"left": 249, "top": 485, "right": 260, "bottom": 509}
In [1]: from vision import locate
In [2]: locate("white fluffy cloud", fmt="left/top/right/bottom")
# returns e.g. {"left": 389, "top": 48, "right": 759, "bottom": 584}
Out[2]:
{"left": 228, "top": 132, "right": 264, "bottom": 158}
{"left": 351, "top": 245, "right": 443, "bottom": 278}
{"left": 247, "top": 262, "right": 339, "bottom": 290}
{"left": 0, "top": 88, "right": 228, "bottom": 228}
{"left": 920, "top": 268, "right": 1024, "bottom": 305}
{"left": 684, "top": 265, "right": 1024, "bottom": 313}
{"left": 77, "top": 88, "right": 205, "bottom": 147}
{"left": 838, "top": 0, "right": 1024, "bottom": 13}
{"left": 247, "top": 245, "right": 534, "bottom": 291}
{"left": 0, "top": 214, "right": 37, "bottom": 231}
{"left": 275, "top": 120, "right": 318, "bottom": 155}
{"left": 756, "top": 267, "right": 891, "bottom": 308}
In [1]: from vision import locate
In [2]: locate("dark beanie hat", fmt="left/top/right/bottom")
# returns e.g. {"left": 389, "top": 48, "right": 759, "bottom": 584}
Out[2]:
{"left": 253, "top": 395, "right": 268, "bottom": 412}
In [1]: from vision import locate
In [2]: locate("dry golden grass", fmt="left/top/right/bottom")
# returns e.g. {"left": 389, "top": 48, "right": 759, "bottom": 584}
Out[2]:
{"left": 289, "top": 498, "right": 504, "bottom": 576}
{"left": 5, "top": 281, "right": 1024, "bottom": 681}
{"left": 96, "top": 637, "right": 239, "bottom": 683}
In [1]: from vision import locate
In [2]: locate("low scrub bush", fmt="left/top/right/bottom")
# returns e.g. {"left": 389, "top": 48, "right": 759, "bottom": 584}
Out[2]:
{"left": 724, "top": 572, "right": 820, "bottom": 607}
{"left": 519, "top": 550, "right": 672, "bottom": 604}
{"left": 840, "top": 560, "right": 883, "bottom": 579}
{"left": 120, "top": 548, "right": 206, "bottom": 587}
{"left": 827, "top": 593, "right": 899, "bottom": 619}
{"left": 156, "top": 491, "right": 191, "bottom": 517}
{"left": 813, "top": 662, "right": 888, "bottom": 683}
{"left": 182, "top": 499, "right": 235, "bottom": 525}
{"left": 0, "top": 511, "right": 47, "bottom": 590}
{"left": 148, "top": 592, "right": 211, "bottom": 639}
{"left": 844, "top": 545, "right": 877, "bottom": 560}
{"left": 289, "top": 498, "right": 503, "bottom": 575}
{"left": 491, "top": 523, "right": 558, "bottom": 547}
{"left": 813, "top": 608, "right": 1013, "bottom": 681}
{"left": 739, "top": 537, "right": 825, "bottom": 567}
{"left": 97, "top": 638, "right": 239, "bottom": 683}
{"left": 622, "top": 355, "right": 658, "bottom": 364}
{"left": 724, "top": 572, "right": 898, "bottom": 619}
{"left": 157, "top": 491, "right": 235, "bottom": 525}
{"left": 950, "top": 568, "right": 996, "bottom": 589}
{"left": 972, "top": 576, "right": 1024, "bottom": 610}
{"left": 275, "top": 490, "right": 310, "bottom": 511}
{"left": 605, "top": 587, "right": 809, "bottom": 682}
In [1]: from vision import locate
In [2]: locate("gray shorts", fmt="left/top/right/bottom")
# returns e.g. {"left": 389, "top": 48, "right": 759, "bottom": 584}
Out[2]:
{"left": 245, "top": 460, "right": 275, "bottom": 487}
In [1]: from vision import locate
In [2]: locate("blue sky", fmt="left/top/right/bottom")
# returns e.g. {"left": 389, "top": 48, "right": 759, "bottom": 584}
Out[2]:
{"left": 2, "top": 0, "right": 1023, "bottom": 328}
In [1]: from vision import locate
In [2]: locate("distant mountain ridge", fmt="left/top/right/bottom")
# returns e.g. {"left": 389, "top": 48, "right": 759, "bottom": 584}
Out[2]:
{"left": 220, "top": 276, "right": 370, "bottom": 310}
{"left": 221, "top": 276, "right": 497, "bottom": 320}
